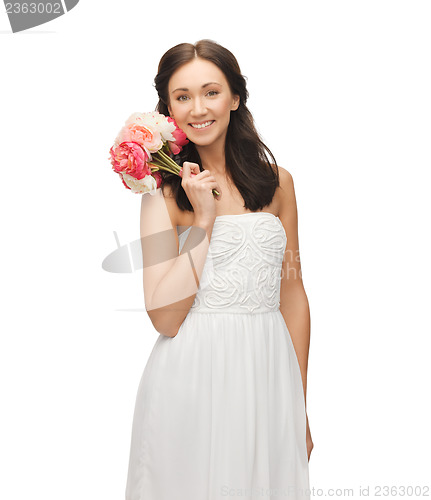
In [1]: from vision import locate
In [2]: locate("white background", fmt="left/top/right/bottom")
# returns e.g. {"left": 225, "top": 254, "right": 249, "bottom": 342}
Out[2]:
{"left": 1, "top": 1, "right": 430, "bottom": 498}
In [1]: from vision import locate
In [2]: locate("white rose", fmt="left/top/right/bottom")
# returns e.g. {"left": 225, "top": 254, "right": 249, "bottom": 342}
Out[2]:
{"left": 125, "top": 111, "right": 176, "bottom": 143}
{"left": 122, "top": 173, "right": 158, "bottom": 195}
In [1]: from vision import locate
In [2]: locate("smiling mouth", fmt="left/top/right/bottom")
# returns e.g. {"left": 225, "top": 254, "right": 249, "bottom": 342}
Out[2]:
{"left": 189, "top": 120, "right": 215, "bottom": 129}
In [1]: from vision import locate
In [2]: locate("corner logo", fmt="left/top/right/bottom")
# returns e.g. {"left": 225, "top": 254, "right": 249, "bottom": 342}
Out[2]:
{"left": 4, "top": 0, "right": 79, "bottom": 33}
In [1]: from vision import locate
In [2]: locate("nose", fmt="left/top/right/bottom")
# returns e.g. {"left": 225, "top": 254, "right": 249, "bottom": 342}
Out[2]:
{"left": 191, "top": 97, "right": 207, "bottom": 117}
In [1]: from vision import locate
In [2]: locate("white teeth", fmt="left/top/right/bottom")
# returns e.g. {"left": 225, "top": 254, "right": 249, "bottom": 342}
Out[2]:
{"left": 190, "top": 120, "right": 214, "bottom": 129}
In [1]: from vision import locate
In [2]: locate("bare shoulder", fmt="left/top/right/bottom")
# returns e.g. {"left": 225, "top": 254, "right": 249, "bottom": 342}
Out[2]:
{"left": 271, "top": 164, "right": 294, "bottom": 212}
{"left": 277, "top": 165, "right": 294, "bottom": 192}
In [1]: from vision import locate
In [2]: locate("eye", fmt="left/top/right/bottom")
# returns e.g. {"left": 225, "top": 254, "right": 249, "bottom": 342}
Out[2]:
{"left": 176, "top": 90, "right": 219, "bottom": 102}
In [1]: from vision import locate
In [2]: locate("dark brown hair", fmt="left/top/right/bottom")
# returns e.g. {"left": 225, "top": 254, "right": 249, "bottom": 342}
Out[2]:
{"left": 154, "top": 38, "right": 280, "bottom": 213}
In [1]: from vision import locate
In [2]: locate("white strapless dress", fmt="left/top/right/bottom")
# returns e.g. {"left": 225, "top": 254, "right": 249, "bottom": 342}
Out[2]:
{"left": 125, "top": 212, "right": 310, "bottom": 500}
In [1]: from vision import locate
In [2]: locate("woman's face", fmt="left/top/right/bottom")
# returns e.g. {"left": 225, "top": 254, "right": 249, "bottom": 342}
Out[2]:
{"left": 167, "top": 58, "right": 240, "bottom": 148}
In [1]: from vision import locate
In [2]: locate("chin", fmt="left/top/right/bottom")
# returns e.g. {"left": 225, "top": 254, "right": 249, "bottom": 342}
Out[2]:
{"left": 191, "top": 137, "right": 217, "bottom": 147}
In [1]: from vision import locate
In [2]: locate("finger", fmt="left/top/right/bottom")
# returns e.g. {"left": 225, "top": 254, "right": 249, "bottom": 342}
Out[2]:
{"left": 192, "top": 169, "right": 212, "bottom": 181}
{"left": 180, "top": 162, "right": 201, "bottom": 179}
{"left": 202, "top": 181, "right": 221, "bottom": 193}
{"left": 190, "top": 163, "right": 201, "bottom": 175}
{"left": 185, "top": 170, "right": 210, "bottom": 183}
{"left": 179, "top": 162, "right": 191, "bottom": 179}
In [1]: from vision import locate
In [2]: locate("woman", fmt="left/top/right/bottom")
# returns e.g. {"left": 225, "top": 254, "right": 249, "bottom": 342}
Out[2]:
{"left": 125, "top": 39, "right": 313, "bottom": 500}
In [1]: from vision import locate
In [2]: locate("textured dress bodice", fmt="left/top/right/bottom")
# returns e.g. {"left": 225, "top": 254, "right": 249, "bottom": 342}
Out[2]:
{"left": 179, "top": 212, "right": 287, "bottom": 313}
{"left": 178, "top": 212, "right": 287, "bottom": 314}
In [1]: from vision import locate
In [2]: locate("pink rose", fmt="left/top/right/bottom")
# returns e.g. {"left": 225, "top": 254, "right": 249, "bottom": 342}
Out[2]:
{"left": 109, "top": 141, "right": 152, "bottom": 180}
{"left": 166, "top": 117, "right": 189, "bottom": 155}
{"left": 152, "top": 171, "right": 163, "bottom": 188}
{"left": 115, "top": 124, "right": 163, "bottom": 154}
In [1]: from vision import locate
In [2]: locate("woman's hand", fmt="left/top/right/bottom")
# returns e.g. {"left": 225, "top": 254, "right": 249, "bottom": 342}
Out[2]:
{"left": 180, "top": 162, "right": 222, "bottom": 223}
{"left": 306, "top": 413, "right": 314, "bottom": 461}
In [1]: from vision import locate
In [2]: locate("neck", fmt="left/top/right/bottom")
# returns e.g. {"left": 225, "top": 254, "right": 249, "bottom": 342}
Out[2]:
{"left": 194, "top": 136, "right": 227, "bottom": 177}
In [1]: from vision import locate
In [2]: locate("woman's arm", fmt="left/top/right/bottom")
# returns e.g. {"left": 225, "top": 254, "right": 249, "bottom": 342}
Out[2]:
{"left": 140, "top": 186, "right": 214, "bottom": 338}
{"left": 277, "top": 167, "right": 311, "bottom": 407}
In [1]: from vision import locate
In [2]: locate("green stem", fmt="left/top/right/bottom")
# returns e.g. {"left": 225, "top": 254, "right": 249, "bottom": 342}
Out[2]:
{"left": 148, "top": 149, "right": 220, "bottom": 197}
{"left": 157, "top": 150, "right": 181, "bottom": 173}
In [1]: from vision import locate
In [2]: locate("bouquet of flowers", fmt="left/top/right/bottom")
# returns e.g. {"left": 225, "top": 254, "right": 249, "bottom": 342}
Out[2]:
{"left": 109, "top": 111, "right": 219, "bottom": 196}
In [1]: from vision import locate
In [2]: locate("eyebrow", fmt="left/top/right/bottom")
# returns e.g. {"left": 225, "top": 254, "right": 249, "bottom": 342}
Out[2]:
{"left": 171, "top": 82, "right": 222, "bottom": 93}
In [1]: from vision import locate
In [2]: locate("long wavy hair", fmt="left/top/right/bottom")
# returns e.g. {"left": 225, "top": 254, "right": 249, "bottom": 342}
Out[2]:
{"left": 154, "top": 39, "right": 280, "bottom": 213}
